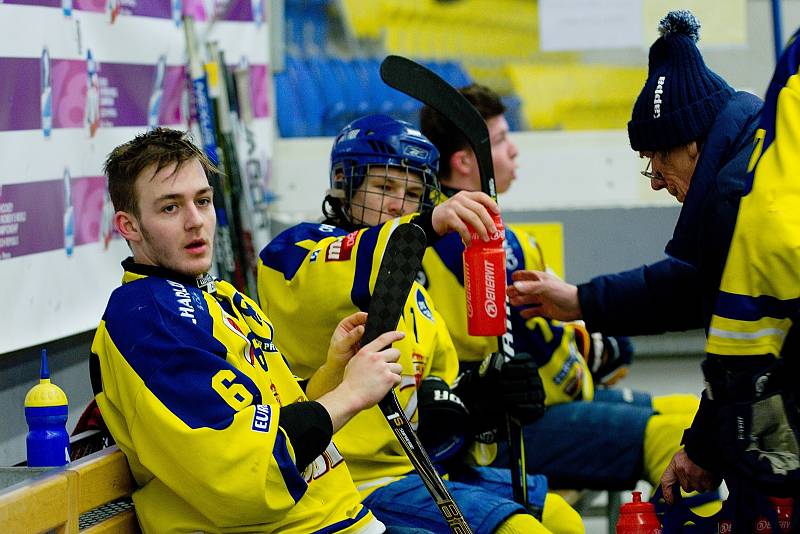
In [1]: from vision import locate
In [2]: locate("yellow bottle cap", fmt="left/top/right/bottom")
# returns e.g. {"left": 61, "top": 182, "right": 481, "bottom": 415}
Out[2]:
{"left": 24, "top": 349, "right": 68, "bottom": 407}
{"left": 25, "top": 378, "right": 68, "bottom": 408}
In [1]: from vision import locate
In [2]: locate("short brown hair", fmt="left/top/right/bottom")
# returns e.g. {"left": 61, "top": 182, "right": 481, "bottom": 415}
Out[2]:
{"left": 104, "top": 128, "right": 217, "bottom": 216}
{"left": 419, "top": 83, "right": 506, "bottom": 180}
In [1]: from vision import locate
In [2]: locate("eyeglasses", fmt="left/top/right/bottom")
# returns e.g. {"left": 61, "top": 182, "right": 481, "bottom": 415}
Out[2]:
{"left": 640, "top": 157, "right": 665, "bottom": 183}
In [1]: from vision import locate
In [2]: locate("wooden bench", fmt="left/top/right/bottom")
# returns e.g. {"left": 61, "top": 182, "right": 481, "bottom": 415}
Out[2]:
{"left": 0, "top": 445, "right": 140, "bottom": 534}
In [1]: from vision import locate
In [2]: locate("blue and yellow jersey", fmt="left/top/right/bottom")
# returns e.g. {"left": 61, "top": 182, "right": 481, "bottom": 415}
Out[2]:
{"left": 422, "top": 222, "right": 594, "bottom": 406}
{"left": 706, "top": 31, "right": 800, "bottom": 359}
{"left": 92, "top": 263, "right": 382, "bottom": 534}
{"left": 258, "top": 217, "right": 461, "bottom": 497}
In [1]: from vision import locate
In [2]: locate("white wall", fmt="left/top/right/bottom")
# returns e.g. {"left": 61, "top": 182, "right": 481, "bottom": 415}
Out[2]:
{"left": 270, "top": 130, "right": 679, "bottom": 224}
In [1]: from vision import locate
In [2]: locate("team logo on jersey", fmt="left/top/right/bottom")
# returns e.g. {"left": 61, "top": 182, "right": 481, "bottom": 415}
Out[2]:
{"left": 251, "top": 404, "right": 272, "bottom": 433}
{"left": 220, "top": 308, "right": 278, "bottom": 372}
{"left": 415, "top": 289, "right": 434, "bottom": 321}
{"left": 325, "top": 231, "right": 357, "bottom": 261}
{"left": 221, "top": 311, "right": 256, "bottom": 366}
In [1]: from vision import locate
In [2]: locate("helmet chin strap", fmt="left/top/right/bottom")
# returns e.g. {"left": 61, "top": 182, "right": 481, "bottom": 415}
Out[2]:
{"left": 322, "top": 189, "right": 361, "bottom": 230}
{"left": 326, "top": 188, "right": 346, "bottom": 199}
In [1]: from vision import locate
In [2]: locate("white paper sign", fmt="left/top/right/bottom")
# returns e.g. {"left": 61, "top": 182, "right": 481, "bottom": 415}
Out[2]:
{"left": 539, "top": 0, "right": 644, "bottom": 51}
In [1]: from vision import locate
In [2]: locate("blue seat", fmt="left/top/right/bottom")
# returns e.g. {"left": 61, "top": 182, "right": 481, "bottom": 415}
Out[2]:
{"left": 305, "top": 55, "right": 349, "bottom": 135}
{"left": 285, "top": 55, "right": 325, "bottom": 136}
{"left": 443, "top": 61, "right": 472, "bottom": 87}
{"left": 274, "top": 69, "right": 305, "bottom": 137}
{"left": 502, "top": 94, "right": 525, "bottom": 131}
{"left": 320, "top": 58, "right": 371, "bottom": 134}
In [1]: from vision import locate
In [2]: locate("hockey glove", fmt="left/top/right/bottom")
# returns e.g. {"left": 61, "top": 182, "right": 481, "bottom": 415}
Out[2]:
{"left": 585, "top": 333, "right": 633, "bottom": 386}
{"left": 453, "top": 352, "right": 545, "bottom": 440}
{"left": 416, "top": 377, "right": 470, "bottom": 462}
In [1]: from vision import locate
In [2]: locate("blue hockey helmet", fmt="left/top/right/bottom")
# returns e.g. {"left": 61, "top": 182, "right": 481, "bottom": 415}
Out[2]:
{"left": 329, "top": 114, "right": 440, "bottom": 209}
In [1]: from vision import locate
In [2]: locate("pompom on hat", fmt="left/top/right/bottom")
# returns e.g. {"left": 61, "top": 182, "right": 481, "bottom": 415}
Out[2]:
{"left": 627, "top": 10, "right": 734, "bottom": 152}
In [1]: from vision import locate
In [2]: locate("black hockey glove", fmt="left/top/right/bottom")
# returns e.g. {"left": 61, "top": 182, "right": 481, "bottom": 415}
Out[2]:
{"left": 453, "top": 352, "right": 545, "bottom": 440}
{"left": 416, "top": 377, "right": 470, "bottom": 462}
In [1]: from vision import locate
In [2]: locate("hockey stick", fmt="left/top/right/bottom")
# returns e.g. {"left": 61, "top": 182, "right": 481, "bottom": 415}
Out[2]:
{"left": 183, "top": 15, "right": 239, "bottom": 285}
{"left": 380, "top": 55, "right": 533, "bottom": 514}
{"left": 364, "top": 223, "right": 473, "bottom": 534}
{"left": 208, "top": 43, "right": 257, "bottom": 294}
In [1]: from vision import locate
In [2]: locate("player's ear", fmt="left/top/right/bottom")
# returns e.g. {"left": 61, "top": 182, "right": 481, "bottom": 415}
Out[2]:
{"left": 687, "top": 140, "right": 699, "bottom": 159}
{"left": 115, "top": 211, "right": 142, "bottom": 243}
{"left": 450, "top": 149, "right": 474, "bottom": 176}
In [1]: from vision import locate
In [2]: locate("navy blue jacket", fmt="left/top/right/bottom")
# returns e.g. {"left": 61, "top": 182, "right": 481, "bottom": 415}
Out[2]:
{"left": 578, "top": 91, "right": 763, "bottom": 337}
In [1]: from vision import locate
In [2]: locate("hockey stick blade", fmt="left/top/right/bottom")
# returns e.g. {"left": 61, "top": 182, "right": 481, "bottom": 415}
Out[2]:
{"left": 364, "top": 223, "right": 473, "bottom": 534}
{"left": 379, "top": 55, "right": 496, "bottom": 201}
{"left": 380, "top": 55, "right": 534, "bottom": 513}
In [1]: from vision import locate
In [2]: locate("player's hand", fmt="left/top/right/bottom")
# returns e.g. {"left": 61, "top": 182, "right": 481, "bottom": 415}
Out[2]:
{"left": 431, "top": 191, "right": 499, "bottom": 245}
{"left": 340, "top": 330, "right": 404, "bottom": 412}
{"left": 326, "top": 311, "right": 368, "bottom": 370}
{"left": 508, "top": 270, "right": 582, "bottom": 321}
{"left": 660, "top": 449, "right": 720, "bottom": 504}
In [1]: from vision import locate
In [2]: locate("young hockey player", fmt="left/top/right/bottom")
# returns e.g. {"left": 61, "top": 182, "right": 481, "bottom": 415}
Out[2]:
{"left": 91, "top": 127, "right": 413, "bottom": 534}
{"left": 258, "top": 114, "right": 584, "bottom": 533}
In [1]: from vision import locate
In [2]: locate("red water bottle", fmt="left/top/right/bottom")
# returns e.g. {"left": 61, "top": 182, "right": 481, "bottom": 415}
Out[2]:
{"left": 755, "top": 496, "right": 794, "bottom": 533}
{"left": 464, "top": 212, "right": 506, "bottom": 336}
{"left": 616, "top": 491, "right": 662, "bottom": 534}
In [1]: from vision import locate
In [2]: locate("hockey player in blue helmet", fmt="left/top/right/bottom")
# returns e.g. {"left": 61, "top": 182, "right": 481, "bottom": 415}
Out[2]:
{"left": 257, "top": 115, "right": 584, "bottom": 532}
{"left": 324, "top": 114, "right": 442, "bottom": 228}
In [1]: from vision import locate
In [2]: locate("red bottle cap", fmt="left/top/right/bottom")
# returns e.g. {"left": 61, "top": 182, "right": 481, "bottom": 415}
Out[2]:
{"left": 616, "top": 492, "right": 661, "bottom": 534}
{"left": 620, "top": 491, "right": 655, "bottom": 512}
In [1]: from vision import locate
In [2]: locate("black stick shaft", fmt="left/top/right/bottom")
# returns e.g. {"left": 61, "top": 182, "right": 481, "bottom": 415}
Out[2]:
{"left": 379, "top": 55, "right": 532, "bottom": 512}
{"left": 364, "top": 223, "right": 473, "bottom": 533}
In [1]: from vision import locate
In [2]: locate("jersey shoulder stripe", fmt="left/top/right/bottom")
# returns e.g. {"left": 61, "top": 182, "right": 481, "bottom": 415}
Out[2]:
{"left": 351, "top": 225, "right": 381, "bottom": 312}
{"left": 260, "top": 223, "right": 348, "bottom": 281}
{"left": 715, "top": 291, "right": 800, "bottom": 322}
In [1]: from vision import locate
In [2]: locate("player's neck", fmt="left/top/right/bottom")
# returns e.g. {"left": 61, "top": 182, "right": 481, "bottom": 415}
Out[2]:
{"left": 122, "top": 257, "right": 216, "bottom": 293}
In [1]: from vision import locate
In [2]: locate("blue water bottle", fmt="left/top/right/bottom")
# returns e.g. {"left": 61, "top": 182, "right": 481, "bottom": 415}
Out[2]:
{"left": 25, "top": 349, "right": 70, "bottom": 467}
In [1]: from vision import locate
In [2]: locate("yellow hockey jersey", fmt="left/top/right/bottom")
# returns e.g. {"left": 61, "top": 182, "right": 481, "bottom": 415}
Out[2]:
{"left": 92, "top": 260, "right": 382, "bottom": 534}
{"left": 258, "top": 217, "right": 461, "bottom": 496}
{"left": 706, "top": 32, "right": 800, "bottom": 360}
{"left": 421, "top": 221, "right": 594, "bottom": 405}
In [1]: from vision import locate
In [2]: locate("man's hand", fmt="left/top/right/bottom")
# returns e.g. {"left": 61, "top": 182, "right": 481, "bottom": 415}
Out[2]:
{"left": 431, "top": 190, "right": 499, "bottom": 245}
{"left": 310, "top": 312, "right": 405, "bottom": 432}
{"left": 307, "top": 311, "right": 372, "bottom": 400}
{"left": 339, "top": 330, "right": 404, "bottom": 411}
{"left": 508, "top": 270, "right": 582, "bottom": 322}
{"left": 660, "top": 449, "right": 720, "bottom": 504}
